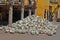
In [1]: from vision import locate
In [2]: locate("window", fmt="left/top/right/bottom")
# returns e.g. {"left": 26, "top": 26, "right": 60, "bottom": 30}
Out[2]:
{"left": 0, "top": 0, "right": 8, "bottom": 4}
{"left": 50, "top": 0, "right": 58, "bottom": 3}
{"left": 13, "top": 0, "right": 19, "bottom": 4}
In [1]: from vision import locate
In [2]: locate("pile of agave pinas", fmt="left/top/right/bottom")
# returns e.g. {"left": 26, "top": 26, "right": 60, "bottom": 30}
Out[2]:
{"left": 0, "top": 15, "right": 58, "bottom": 36}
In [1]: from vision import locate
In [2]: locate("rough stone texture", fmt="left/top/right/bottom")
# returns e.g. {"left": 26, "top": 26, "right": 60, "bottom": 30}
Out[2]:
{"left": 0, "top": 15, "right": 58, "bottom": 36}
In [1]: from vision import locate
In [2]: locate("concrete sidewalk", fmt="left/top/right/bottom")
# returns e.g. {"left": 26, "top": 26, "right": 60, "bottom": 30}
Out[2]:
{"left": 0, "top": 22, "right": 60, "bottom": 40}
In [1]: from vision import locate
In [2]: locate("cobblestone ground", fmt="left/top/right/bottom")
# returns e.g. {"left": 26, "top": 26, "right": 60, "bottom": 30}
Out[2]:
{"left": 0, "top": 22, "right": 60, "bottom": 40}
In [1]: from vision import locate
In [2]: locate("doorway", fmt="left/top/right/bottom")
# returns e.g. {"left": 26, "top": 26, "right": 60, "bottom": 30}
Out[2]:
{"left": 0, "top": 6, "right": 35, "bottom": 26}
{"left": 57, "top": 9, "right": 60, "bottom": 22}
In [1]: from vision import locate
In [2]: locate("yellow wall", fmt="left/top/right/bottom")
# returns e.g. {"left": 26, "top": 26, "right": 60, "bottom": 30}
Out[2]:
{"left": 24, "top": 0, "right": 29, "bottom": 5}
{"left": 50, "top": 3, "right": 57, "bottom": 12}
{"left": 0, "top": 0, "right": 49, "bottom": 19}
{"left": 36, "top": 0, "right": 49, "bottom": 18}
{"left": 58, "top": 0, "right": 60, "bottom": 3}
{"left": 49, "top": 1, "right": 60, "bottom": 21}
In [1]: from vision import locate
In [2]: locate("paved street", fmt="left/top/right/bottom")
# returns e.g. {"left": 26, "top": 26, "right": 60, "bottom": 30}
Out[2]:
{"left": 0, "top": 22, "right": 60, "bottom": 40}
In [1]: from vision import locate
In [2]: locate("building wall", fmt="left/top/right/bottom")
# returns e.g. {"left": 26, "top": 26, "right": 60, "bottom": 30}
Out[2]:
{"left": 36, "top": 0, "right": 49, "bottom": 18}
{"left": 58, "top": 8, "right": 60, "bottom": 18}
{"left": 58, "top": 2, "right": 60, "bottom": 19}
{"left": 0, "top": 0, "right": 50, "bottom": 19}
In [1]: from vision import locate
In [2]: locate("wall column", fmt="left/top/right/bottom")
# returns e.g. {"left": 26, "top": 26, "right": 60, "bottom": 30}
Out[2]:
{"left": 8, "top": 6, "right": 13, "bottom": 27}
{"left": 21, "top": 0, "right": 24, "bottom": 20}
{"left": 29, "top": 9, "right": 31, "bottom": 17}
